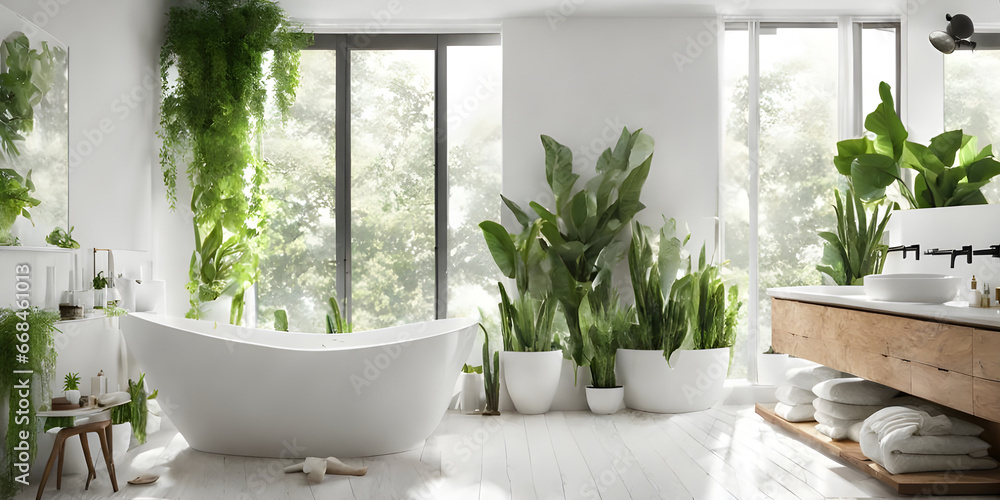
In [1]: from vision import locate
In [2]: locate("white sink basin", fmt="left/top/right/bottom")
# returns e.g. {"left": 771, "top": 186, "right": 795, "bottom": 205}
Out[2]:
{"left": 863, "top": 274, "right": 962, "bottom": 304}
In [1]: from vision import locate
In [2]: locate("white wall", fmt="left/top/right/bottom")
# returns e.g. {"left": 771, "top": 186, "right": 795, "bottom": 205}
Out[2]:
{"left": 2, "top": 0, "right": 168, "bottom": 252}
{"left": 501, "top": 17, "right": 721, "bottom": 271}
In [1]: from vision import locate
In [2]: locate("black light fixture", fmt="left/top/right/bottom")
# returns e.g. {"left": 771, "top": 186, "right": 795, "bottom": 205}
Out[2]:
{"left": 930, "top": 13, "right": 976, "bottom": 54}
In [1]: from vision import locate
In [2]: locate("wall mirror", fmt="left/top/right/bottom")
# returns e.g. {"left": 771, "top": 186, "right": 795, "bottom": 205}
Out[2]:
{"left": 0, "top": 2, "right": 68, "bottom": 247}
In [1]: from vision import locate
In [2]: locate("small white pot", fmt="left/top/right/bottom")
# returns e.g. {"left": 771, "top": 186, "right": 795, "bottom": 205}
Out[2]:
{"left": 616, "top": 348, "right": 730, "bottom": 413}
{"left": 502, "top": 350, "right": 563, "bottom": 414}
{"left": 64, "top": 389, "right": 81, "bottom": 405}
{"left": 585, "top": 386, "right": 624, "bottom": 415}
{"left": 757, "top": 353, "right": 789, "bottom": 386}
{"left": 460, "top": 372, "right": 484, "bottom": 412}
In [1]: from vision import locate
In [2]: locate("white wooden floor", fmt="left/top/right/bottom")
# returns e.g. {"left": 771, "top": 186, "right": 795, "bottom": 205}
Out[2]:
{"left": 16, "top": 406, "right": 996, "bottom": 500}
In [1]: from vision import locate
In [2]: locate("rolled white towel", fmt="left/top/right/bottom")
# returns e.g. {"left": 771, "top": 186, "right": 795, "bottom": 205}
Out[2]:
{"left": 814, "top": 410, "right": 864, "bottom": 441}
{"left": 812, "top": 378, "right": 898, "bottom": 405}
{"left": 813, "top": 398, "right": 884, "bottom": 421}
{"left": 97, "top": 391, "right": 130, "bottom": 406}
{"left": 775, "top": 402, "right": 815, "bottom": 422}
{"left": 776, "top": 385, "right": 816, "bottom": 406}
{"left": 785, "top": 364, "right": 842, "bottom": 391}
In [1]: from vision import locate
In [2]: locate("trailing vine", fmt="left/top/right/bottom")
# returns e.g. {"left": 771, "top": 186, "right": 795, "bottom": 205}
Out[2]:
{"left": 0, "top": 307, "right": 59, "bottom": 499}
{"left": 159, "top": 0, "right": 312, "bottom": 323}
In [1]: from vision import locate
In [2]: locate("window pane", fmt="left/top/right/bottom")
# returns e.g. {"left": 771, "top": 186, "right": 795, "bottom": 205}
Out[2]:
{"left": 757, "top": 26, "right": 839, "bottom": 353}
{"left": 350, "top": 49, "right": 436, "bottom": 330}
{"left": 258, "top": 50, "right": 337, "bottom": 332}
{"left": 721, "top": 27, "right": 750, "bottom": 380}
{"left": 945, "top": 50, "right": 1000, "bottom": 203}
{"left": 446, "top": 45, "right": 503, "bottom": 325}
{"left": 861, "top": 25, "right": 898, "bottom": 118}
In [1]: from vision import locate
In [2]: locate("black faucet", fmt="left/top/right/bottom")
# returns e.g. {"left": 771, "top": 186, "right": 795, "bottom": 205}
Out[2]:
{"left": 887, "top": 244, "right": 920, "bottom": 260}
{"left": 951, "top": 245, "right": 973, "bottom": 268}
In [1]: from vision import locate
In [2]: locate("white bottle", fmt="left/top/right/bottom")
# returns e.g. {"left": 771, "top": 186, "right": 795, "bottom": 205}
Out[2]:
{"left": 969, "top": 275, "right": 982, "bottom": 308}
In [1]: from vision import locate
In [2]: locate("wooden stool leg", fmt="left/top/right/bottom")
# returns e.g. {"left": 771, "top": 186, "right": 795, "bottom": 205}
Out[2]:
{"left": 56, "top": 436, "right": 67, "bottom": 490}
{"left": 36, "top": 431, "right": 66, "bottom": 500}
{"left": 97, "top": 424, "right": 119, "bottom": 492}
{"left": 80, "top": 431, "right": 96, "bottom": 490}
{"left": 105, "top": 423, "right": 119, "bottom": 491}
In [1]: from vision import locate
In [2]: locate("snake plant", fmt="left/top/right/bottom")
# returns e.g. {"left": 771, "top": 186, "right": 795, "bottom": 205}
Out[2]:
{"left": 816, "top": 188, "right": 892, "bottom": 286}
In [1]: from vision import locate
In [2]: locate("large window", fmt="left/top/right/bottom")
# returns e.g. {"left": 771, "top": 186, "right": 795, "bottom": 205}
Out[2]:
{"left": 945, "top": 49, "right": 1000, "bottom": 203}
{"left": 722, "top": 21, "right": 899, "bottom": 381}
{"left": 257, "top": 34, "right": 501, "bottom": 332}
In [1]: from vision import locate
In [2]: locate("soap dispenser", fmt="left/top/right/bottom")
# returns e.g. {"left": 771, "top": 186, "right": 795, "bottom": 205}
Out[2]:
{"left": 984, "top": 283, "right": 992, "bottom": 308}
{"left": 970, "top": 275, "right": 982, "bottom": 308}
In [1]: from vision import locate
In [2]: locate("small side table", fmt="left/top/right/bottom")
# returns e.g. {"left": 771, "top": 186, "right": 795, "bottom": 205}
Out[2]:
{"left": 35, "top": 400, "right": 129, "bottom": 500}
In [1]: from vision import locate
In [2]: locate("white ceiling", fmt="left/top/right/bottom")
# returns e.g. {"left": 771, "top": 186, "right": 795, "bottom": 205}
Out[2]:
{"left": 282, "top": 0, "right": 906, "bottom": 23}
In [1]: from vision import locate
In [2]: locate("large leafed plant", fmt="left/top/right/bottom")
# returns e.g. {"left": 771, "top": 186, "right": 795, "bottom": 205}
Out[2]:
{"left": 159, "top": 0, "right": 312, "bottom": 323}
{"left": 483, "top": 127, "right": 652, "bottom": 368}
{"left": 0, "top": 33, "right": 58, "bottom": 161}
{"left": 836, "top": 82, "right": 1000, "bottom": 208}
{"left": 0, "top": 168, "right": 39, "bottom": 246}
{"left": 816, "top": 188, "right": 891, "bottom": 285}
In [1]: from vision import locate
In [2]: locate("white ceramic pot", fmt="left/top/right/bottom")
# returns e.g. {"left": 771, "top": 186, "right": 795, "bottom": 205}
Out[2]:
{"left": 64, "top": 389, "right": 81, "bottom": 405}
{"left": 585, "top": 386, "right": 624, "bottom": 415}
{"left": 460, "top": 372, "right": 484, "bottom": 412}
{"left": 502, "top": 350, "right": 563, "bottom": 414}
{"left": 616, "top": 348, "right": 730, "bottom": 413}
{"left": 757, "top": 353, "right": 789, "bottom": 386}
{"left": 200, "top": 295, "right": 235, "bottom": 323}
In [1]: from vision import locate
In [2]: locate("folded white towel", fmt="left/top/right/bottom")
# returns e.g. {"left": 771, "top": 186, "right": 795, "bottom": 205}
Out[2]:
{"left": 815, "top": 410, "right": 862, "bottom": 429}
{"left": 813, "top": 398, "right": 883, "bottom": 420}
{"left": 816, "top": 422, "right": 864, "bottom": 442}
{"left": 775, "top": 402, "right": 815, "bottom": 422}
{"left": 97, "top": 391, "right": 130, "bottom": 406}
{"left": 776, "top": 385, "right": 816, "bottom": 406}
{"left": 785, "top": 364, "right": 842, "bottom": 391}
{"left": 812, "top": 378, "right": 898, "bottom": 405}
{"left": 860, "top": 406, "right": 999, "bottom": 474}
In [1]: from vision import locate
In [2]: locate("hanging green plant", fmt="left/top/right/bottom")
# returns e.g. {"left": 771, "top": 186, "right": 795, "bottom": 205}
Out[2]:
{"left": 0, "top": 33, "right": 59, "bottom": 161}
{"left": 0, "top": 168, "right": 40, "bottom": 246}
{"left": 0, "top": 307, "right": 59, "bottom": 499}
{"left": 159, "top": 0, "right": 313, "bottom": 324}
{"left": 45, "top": 225, "right": 79, "bottom": 249}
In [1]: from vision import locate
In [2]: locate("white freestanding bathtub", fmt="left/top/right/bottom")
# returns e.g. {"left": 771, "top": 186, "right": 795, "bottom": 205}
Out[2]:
{"left": 120, "top": 312, "right": 477, "bottom": 458}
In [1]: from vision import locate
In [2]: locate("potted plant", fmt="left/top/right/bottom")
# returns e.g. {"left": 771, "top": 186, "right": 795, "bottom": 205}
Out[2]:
{"left": 757, "top": 346, "right": 789, "bottom": 386}
{"left": 482, "top": 325, "right": 500, "bottom": 416}
{"left": 45, "top": 226, "right": 79, "bottom": 249}
{"left": 497, "top": 282, "right": 561, "bottom": 414}
{"left": 816, "top": 188, "right": 891, "bottom": 286}
{"left": 0, "top": 168, "right": 41, "bottom": 246}
{"left": 579, "top": 286, "right": 633, "bottom": 414}
{"left": 92, "top": 271, "right": 109, "bottom": 309}
{"left": 460, "top": 363, "right": 484, "bottom": 413}
{"left": 616, "top": 219, "right": 694, "bottom": 412}
{"left": 63, "top": 372, "right": 81, "bottom": 405}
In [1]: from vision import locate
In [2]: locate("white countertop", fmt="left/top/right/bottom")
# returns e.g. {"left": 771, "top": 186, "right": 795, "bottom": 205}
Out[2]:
{"left": 767, "top": 286, "right": 1000, "bottom": 330}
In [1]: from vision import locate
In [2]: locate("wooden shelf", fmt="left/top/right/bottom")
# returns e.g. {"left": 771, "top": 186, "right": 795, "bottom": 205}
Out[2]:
{"left": 756, "top": 403, "right": 1000, "bottom": 496}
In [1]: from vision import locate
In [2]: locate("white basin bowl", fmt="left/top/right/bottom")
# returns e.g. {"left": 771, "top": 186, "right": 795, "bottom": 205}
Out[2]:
{"left": 863, "top": 274, "right": 962, "bottom": 303}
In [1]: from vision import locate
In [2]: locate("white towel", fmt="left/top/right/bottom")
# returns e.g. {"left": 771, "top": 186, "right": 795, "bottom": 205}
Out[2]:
{"left": 785, "top": 364, "right": 842, "bottom": 391}
{"left": 816, "top": 422, "right": 864, "bottom": 442}
{"left": 860, "top": 406, "right": 998, "bottom": 474}
{"left": 776, "top": 385, "right": 816, "bottom": 406}
{"left": 775, "top": 402, "right": 815, "bottom": 422}
{"left": 812, "top": 378, "right": 898, "bottom": 405}
{"left": 813, "top": 398, "right": 884, "bottom": 421}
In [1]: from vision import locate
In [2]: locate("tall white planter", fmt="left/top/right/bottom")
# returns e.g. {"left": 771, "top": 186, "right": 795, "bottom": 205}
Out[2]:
{"left": 502, "top": 350, "right": 563, "bottom": 414}
{"left": 616, "top": 348, "right": 730, "bottom": 413}
{"left": 460, "top": 372, "right": 484, "bottom": 412}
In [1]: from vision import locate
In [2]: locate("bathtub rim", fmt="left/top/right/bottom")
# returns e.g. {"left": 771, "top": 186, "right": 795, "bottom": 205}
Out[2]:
{"left": 122, "top": 312, "right": 479, "bottom": 352}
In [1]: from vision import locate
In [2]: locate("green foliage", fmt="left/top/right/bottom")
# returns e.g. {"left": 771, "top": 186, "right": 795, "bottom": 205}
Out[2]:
{"left": 324, "top": 296, "right": 350, "bottom": 334}
{"left": 0, "top": 34, "right": 58, "bottom": 161}
{"left": 160, "top": 0, "right": 312, "bottom": 323}
{"left": 479, "top": 216, "right": 547, "bottom": 297}
{"left": 92, "top": 271, "right": 108, "bottom": 290}
{"left": 110, "top": 373, "right": 151, "bottom": 445}
{"left": 0, "top": 168, "right": 40, "bottom": 245}
{"left": 674, "top": 245, "right": 742, "bottom": 352}
{"left": 0, "top": 307, "right": 59, "bottom": 499}
{"left": 837, "top": 82, "right": 1000, "bottom": 208}
{"left": 497, "top": 282, "right": 557, "bottom": 352}
{"left": 816, "top": 188, "right": 891, "bottom": 285}
{"left": 63, "top": 372, "right": 80, "bottom": 391}
{"left": 461, "top": 364, "right": 483, "bottom": 374}
{"left": 45, "top": 225, "right": 79, "bottom": 248}
{"left": 485, "top": 127, "right": 652, "bottom": 367}
{"left": 104, "top": 304, "right": 129, "bottom": 317}
{"left": 623, "top": 219, "right": 690, "bottom": 363}
{"left": 481, "top": 324, "right": 500, "bottom": 415}
{"left": 578, "top": 286, "right": 634, "bottom": 388}
{"left": 274, "top": 309, "right": 288, "bottom": 332}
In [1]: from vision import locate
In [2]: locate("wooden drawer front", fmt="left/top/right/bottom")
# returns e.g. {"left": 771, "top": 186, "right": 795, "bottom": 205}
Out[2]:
{"left": 825, "top": 308, "right": 890, "bottom": 355}
{"left": 911, "top": 363, "right": 974, "bottom": 414}
{"left": 847, "top": 350, "right": 911, "bottom": 393}
{"left": 772, "top": 329, "right": 849, "bottom": 375}
{"left": 772, "top": 299, "right": 827, "bottom": 338}
{"left": 974, "top": 330, "right": 1000, "bottom": 382}
{"left": 885, "top": 319, "right": 972, "bottom": 375}
{"left": 974, "top": 378, "right": 1000, "bottom": 423}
